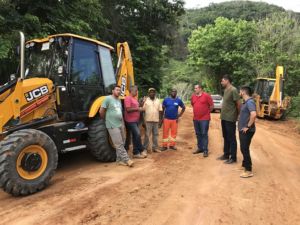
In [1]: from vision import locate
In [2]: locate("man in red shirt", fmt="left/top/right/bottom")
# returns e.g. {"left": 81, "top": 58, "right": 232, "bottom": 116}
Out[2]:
{"left": 124, "top": 85, "right": 146, "bottom": 159}
{"left": 191, "top": 84, "right": 214, "bottom": 157}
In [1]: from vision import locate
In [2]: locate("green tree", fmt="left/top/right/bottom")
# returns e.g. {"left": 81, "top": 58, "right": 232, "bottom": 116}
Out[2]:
{"left": 0, "top": 0, "right": 106, "bottom": 84}
{"left": 188, "top": 17, "right": 257, "bottom": 92}
{"left": 172, "top": 0, "right": 289, "bottom": 60}
{"left": 99, "top": 0, "right": 184, "bottom": 93}
{"left": 252, "top": 12, "right": 300, "bottom": 96}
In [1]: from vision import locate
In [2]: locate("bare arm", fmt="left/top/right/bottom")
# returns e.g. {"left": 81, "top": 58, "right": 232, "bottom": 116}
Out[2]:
{"left": 178, "top": 106, "right": 185, "bottom": 118}
{"left": 125, "top": 97, "right": 143, "bottom": 113}
{"left": 161, "top": 106, "right": 166, "bottom": 118}
{"left": 126, "top": 107, "right": 142, "bottom": 112}
{"left": 159, "top": 106, "right": 165, "bottom": 127}
{"left": 241, "top": 111, "right": 257, "bottom": 133}
{"left": 99, "top": 107, "right": 106, "bottom": 120}
{"left": 247, "top": 111, "right": 256, "bottom": 127}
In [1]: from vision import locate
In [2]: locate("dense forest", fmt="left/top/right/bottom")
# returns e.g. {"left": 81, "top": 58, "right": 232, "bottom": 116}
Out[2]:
{"left": 0, "top": 0, "right": 299, "bottom": 118}
{"left": 0, "top": 0, "right": 185, "bottom": 90}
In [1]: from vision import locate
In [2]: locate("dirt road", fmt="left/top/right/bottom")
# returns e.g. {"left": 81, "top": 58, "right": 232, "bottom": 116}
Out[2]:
{"left": 1, "top": 108, "right": 300, "bottom": 225}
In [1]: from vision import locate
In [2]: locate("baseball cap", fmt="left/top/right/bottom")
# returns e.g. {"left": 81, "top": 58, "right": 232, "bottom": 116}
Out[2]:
{"left": 148, "top": 88, "right": 156, "bottom": 92}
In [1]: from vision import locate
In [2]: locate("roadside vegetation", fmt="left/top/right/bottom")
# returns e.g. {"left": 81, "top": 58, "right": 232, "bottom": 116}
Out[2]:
{"left": 0, "top": 0, "right": 299, "bottom": 120}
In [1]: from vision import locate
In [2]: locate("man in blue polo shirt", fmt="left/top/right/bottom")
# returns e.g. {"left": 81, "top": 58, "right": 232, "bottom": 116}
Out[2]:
{"left": 160, "top": 89, "right": 185, "bottom": 150}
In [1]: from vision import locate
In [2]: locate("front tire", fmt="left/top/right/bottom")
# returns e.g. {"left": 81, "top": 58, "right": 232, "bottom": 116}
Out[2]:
{"left": 88, "top": 118, "right": 116, "bottom": 162}
{"left": 0, "top": 129, "right": 58, "bottom": 196}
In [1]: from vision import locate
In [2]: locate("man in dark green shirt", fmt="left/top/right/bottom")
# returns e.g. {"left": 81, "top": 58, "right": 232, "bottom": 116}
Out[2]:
{"left": 217, "top": 75, "right": 240, "bottom": 164}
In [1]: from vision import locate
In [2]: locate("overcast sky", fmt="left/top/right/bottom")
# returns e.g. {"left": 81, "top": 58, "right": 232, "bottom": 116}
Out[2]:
{"left": 184, "top": 0, "right": 300, "bottom": 12}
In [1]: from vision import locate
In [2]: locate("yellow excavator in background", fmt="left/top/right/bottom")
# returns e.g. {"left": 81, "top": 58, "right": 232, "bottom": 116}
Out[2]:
{"left": 0, "top": 32, "right": 134, "bottom": 196}
{"left": 253, "top": 66, "right": 290, "bottom": 119}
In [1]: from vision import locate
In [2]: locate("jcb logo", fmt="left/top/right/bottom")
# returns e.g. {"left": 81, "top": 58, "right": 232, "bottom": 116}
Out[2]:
{"left": 25, "top": 86, "right": 49, "bottom": 102}
{"left": 121, "top": 76, "right": 126, "bottom": 97}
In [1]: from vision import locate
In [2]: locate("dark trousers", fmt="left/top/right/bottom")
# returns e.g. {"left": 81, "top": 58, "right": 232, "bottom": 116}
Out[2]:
{"left": 124, "top": 123, "right": 131, "bottom": 151}
{"left": 221, "top": 120, "right": 237, "bottom": 160}
{"left": 193, "top": 120, "right": 210, "bottom": 153}
{"left": 125, "top": 122, "right": 144, "bottom": 155}
{"left": 239, "top": 131, "right": 255, "bottom": 171}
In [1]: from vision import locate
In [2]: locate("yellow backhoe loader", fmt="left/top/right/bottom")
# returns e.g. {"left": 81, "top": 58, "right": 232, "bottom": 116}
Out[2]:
{"left": 253, "top": 66, "right": 290, "bottom": 119}
{"left": 0, "top": 32, "right": 134, "bottom": 196}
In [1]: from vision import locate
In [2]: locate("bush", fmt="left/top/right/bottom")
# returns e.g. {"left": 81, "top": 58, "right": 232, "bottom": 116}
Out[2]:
{"left": 288, "top": 92, "right": 300, "bottom": 119}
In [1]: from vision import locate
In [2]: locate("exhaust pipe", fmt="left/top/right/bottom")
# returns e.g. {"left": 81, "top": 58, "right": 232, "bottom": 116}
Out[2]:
{"left": 19, "top": 31, "right": 25, "bottom": 80}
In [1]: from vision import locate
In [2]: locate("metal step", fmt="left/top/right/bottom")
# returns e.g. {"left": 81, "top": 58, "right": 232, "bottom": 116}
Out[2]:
{"left": 67, "top": 127, "right": 88, "bottom": 133}
{"left": 61, "top": 145, "right": 87, "bottom": 153}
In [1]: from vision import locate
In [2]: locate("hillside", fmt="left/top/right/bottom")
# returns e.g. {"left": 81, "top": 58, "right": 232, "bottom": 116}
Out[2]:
{"left": 173, "top": 1, "right": 299, "bottom": 59}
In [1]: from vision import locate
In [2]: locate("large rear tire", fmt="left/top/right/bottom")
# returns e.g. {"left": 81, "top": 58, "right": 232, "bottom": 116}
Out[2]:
{"left": 88, "top": 118, "right": 116, "bottom": 162}
{"left": 0, "top": 129, "right": 58, "bottom": 196}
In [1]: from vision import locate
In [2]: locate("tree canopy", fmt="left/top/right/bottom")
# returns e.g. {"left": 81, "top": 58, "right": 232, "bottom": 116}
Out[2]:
{"left": 0, "top": 0, "right": 185, "bottom": 92}
{"left": 188, "top": 17, "right": 257, "bottom": 91}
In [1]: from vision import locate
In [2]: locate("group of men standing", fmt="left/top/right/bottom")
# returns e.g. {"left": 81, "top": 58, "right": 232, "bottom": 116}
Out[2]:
{"left": 100, "top": 85, "right": 185, "bottom": 167}
{"left": 100, "top": 74, "right": 256, "bottom": 178}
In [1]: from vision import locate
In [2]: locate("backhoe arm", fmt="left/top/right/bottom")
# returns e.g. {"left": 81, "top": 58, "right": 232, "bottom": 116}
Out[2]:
{"left": 270, "top": 66, "right": 284, "bottom": 107}
{"left": 115, "top": 42, "right": 134, "bottom": 98}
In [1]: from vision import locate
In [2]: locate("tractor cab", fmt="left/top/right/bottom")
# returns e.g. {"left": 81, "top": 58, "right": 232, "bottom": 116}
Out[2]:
{"left": 253, "top": 66, "right": 290, "bottom": 119}
{"left": 254, "top": 78, "right": 275, "bottom": 104}
{"left": 25, "top": 34, "right": 116, "bottom": 117}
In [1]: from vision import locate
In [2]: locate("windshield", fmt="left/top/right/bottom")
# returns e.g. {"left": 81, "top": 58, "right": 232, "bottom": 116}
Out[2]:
{"left": 25, "top": 41, "right": 66, "bottom": 81}
{"left": 99, "top": 46, "right": 116, "bottom": 92}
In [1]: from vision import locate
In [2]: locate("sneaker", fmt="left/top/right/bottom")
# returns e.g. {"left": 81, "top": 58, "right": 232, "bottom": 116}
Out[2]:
{"left": 203, "top": 152, "right": 208, "bottom": 157}
{"left": 117, "top": 161, "right": 128, "bottom": 166}
{"left": 237, "top": 166, "right": 245, "bottom": 171}
{"left": 126, "top": 159, "right": 134, "bottom": 167}
{"left": 169, "top": 146, "right": 177, "bottom": 150}
{"left": 193, "top": 149, "right": 203, "bottom": 154}
{"left": 159, "top": 147, "right": 168, "bottom": 151}
{"left": 240, "top": 170, "right": 253, "bottom": 178}
{"left": 153, "top": 148, "right": 162, "bottom": 153}
{"left": 217, "top": 155, "right": 229, "bottom": 160}
{"left": 133, "top": 154, "right": 145, "bottom": 159}
{"left": 224, "top": 158, "right": 237, "bottom": 164}
{"left": 141, "top": 151, "right": 148, "bottom": 157}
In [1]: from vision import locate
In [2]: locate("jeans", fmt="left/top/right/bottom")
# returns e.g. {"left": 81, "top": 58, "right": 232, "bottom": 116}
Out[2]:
{"left": 125, "top": 121, "right": 144, "bottom": 155}
{"left": 239, "top": 131, "right": 255, "bottom": 171}
{"left": 221, "top": 120, "right": 237, "bottom": 160}
{"left": 144, "top": 122, "right": 159, "bottom": 150}
{"left": 107, "top": 126, "right": 130, "bottom": 163}
{"left": 193, "top": 120, "right": 210, "bottom": 152}
{"left": 124, "top": 122, "right": 131, "bottom": 151}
